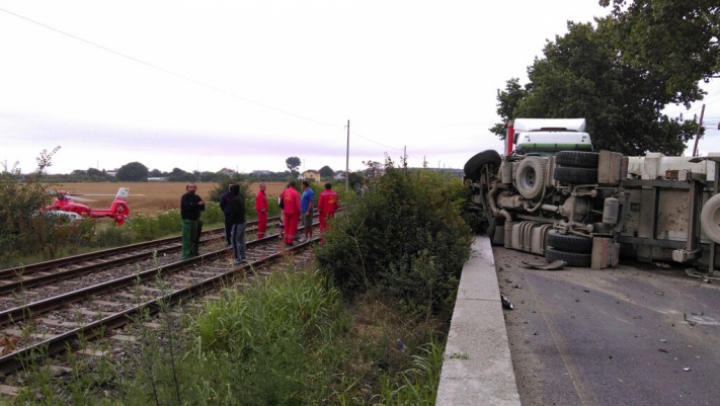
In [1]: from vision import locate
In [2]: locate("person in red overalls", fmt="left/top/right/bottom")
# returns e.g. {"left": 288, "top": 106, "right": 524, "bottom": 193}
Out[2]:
{"left": 281, "top": 181, "right": 301, "bottom": 246}
{"left": 254, "top": 183, "right": 268, "bottom": 239}
{"left": 317, "top": 182, "right": 340, "bottom": 243}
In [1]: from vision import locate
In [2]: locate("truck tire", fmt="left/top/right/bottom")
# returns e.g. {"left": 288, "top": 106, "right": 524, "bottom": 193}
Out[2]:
{"left": 515, "top": 157, "right": 547, "bottom": 200}
{"left": 553, "top": 167, "right": 598, "bottom": 184}
{"left": 545, "top": 247, "right": 591, "bottom": 267}
{"left": 555, "top": 151, "right": 599, "bottom": 168}
{"left": 700, "top": 193, "right": 720, "bottom": 244}
{"left": 546, "top": 231, "right": 592, "bottom": 253}
{"left": 464, "top": 150, "right": 501, "bottom": 181}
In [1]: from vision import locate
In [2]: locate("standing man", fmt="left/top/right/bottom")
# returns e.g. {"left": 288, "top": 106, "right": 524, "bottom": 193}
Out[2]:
{"left": 361, "top": 179, "right": 370, "bottom": 195}
{"left": 254, "top": 183, "right": 268, "bottom": 239}
{"left": 219, "top": 182, "right": 235, "bottom": 246}
{"left": 229, "top": 184, "right": 247, "bottom": 265}
{"left": 299, "top": 180, "right": 315, "bottom": 242}
{"left": 181, "top": 183, "right": 205, "bottom": 259}
{"left": 280, "top": 181, "right": 301, "bottom": 246}
{"left": 317, "top": 182, "right": 339, "bottom": 242}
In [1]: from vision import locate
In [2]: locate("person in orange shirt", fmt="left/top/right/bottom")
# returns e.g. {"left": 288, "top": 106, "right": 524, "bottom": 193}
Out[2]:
{"left": 280, "top": 181, "right": 301, "bottom": 246}
{"left": 254, "top": 183, "right": 268, "bottom": 239}
{"left": 317, "top": 182, "right": 339, "bottom": 242}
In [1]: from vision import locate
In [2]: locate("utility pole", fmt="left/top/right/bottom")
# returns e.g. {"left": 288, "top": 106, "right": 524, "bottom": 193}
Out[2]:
{"left": 692, "top": 104, "right": 707, "bottom": 157}
{"left": 346, "top": 120, "right": 350, "bottom": 191}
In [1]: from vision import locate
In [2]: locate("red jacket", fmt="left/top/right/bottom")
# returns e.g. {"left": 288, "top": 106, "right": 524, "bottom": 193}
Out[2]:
{"left": 254, "top": 190, "right": 268, "bottom": 211}
{"left": 318, "top": 190, "right": 339, "bottom": 213}
{"left": 281, "top": 187, "right": 301, "bottom": 214}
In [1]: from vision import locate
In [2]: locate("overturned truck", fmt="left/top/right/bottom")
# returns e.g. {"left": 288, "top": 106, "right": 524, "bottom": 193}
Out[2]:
{"left": 465, "top": 118, "right": 720, "bottom": 271}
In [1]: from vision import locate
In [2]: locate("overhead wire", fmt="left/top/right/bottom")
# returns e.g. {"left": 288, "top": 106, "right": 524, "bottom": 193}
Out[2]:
{"left": 0, "top": 7, "right": 400, "bottom": 151}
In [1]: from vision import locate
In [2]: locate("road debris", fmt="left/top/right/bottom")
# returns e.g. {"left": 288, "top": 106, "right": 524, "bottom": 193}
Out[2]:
{"left": 522, "top": 260, "right": 567, "bottom": 270}
{"left": 501, "top": 293, "right": 514, "bottom": 310}
{"left": 683, "top": 367, "right": 690, "bottom": 372}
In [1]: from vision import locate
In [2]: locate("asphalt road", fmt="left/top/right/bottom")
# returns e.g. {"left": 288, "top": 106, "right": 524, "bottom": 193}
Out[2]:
{"left": 493, "top": 247, "right": 720, "bottom": 406}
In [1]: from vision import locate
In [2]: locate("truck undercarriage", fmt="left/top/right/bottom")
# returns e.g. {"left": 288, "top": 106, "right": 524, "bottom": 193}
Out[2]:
{"left": 465, "top": 147, "right": 720, "bottom": 273}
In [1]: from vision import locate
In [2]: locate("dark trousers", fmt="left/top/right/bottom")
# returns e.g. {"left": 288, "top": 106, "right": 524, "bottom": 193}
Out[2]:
{"left": 232, "top": 222, "right": 247, "bottom": 261}
{"left": 224, "top": 217, "right": 233, "bottom": 245}
{"left": 182, "top": 219, "right": 203, "bottom": 259}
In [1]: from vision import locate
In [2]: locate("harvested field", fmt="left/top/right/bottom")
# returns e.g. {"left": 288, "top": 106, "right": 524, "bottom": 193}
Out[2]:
{"left": 53, "top": 182, "right": 288, "bottom": 216}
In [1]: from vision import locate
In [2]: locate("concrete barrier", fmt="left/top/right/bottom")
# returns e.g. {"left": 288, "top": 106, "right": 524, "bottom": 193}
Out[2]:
{"left": 436, "top": 236, "right": 521, "bottom": 406}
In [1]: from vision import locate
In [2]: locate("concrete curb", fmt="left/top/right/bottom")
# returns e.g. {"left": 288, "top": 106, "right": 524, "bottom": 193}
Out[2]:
{"left": 436, "top": 236, "right": 521, "bottom": 406}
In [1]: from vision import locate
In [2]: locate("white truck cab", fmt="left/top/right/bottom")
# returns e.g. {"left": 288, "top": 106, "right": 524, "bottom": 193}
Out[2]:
{"left": 513, "top": 118, "right": 593, "bottom": 153}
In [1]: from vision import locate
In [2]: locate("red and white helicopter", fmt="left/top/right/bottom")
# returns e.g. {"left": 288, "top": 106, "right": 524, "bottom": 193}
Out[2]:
{"left": 42, "top": 187, "right": 131, "bottom": 226}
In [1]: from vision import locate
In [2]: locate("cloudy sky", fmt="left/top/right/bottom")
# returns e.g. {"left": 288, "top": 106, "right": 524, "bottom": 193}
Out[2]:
{"left": 1, "top": 1, "right": 718, "bottom": 175}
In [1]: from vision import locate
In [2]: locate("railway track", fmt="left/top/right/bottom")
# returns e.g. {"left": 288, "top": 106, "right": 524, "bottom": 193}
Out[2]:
{"left": 0, "top": 214, "right": 307, "bottom": 302}
{"left": 0, "top": 215, "right": 286, "bottom": 282}
{"left": 0, "top": 224, "right": 321, "bottom": 380}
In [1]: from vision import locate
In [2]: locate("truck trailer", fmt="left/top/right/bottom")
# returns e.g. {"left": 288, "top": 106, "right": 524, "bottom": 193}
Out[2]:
{"left": 465, "top": 118, "right": 720, "bottom": 273}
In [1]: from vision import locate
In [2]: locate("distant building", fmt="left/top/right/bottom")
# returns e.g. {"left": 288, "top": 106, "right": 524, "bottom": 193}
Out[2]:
{"left": 302, "top": 170, "right": 321, "bottom": 183}
{"left": 251, "top": 170, "right": 271, "bottom": 175}
{"left": 218, "top": 168, "right": 235, "bottom": 175}
{"left": 147, "top": 177, "right": 169, "bottom": 182}
{"left": 106, "top": 169, "right": 119, "bottom": 177}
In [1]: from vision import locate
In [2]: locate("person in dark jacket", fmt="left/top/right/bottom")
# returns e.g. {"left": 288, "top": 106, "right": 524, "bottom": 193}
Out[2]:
{"left": 229, "top": 184, "right": 247, "bottom": 265}
{"left": 219, "top": 182, "right": 235, "bottom": 246}
{"left": 181, "top": 183, "right": 205, "bottom": 259}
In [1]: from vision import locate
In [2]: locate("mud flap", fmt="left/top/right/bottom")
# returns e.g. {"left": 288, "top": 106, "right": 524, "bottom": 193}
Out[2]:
{"left": 591, "top": 237, "right": 620, "bottom": 269}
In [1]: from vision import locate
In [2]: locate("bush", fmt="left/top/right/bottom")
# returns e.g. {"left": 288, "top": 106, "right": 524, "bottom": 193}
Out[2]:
{"left": 316, "top": 159, "right": 473, "bottom": 320}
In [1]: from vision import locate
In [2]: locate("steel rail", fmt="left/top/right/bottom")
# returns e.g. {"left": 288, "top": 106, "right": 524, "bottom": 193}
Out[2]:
{"left": 0, "top": 216, "right": 283, "bottom": 279}
{"left": 0, "top": 237, "right": 318, "bottom": 375}
{"left": 0, "top": 228, "right": 302, "bottom": 327}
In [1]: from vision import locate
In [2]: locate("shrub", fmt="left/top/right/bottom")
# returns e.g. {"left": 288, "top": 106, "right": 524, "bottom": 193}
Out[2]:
{"left": 316, "top": 158, "right": 472, "bottom": 320}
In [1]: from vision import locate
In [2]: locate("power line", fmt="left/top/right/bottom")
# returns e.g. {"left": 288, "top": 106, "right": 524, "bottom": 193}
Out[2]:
{"left": 351, "top": 131, "right": 404, "bottom": 151}
{"left": 0, "top": 7, "right": 343, "bottom": 130}
{"left": 1, "top": 7, "right": 416, "bottom": 154}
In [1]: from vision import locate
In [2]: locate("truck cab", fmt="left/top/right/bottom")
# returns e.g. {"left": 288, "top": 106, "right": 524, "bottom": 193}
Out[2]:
{"left": 513, "top": 118, "right": 593, "bottom": 155}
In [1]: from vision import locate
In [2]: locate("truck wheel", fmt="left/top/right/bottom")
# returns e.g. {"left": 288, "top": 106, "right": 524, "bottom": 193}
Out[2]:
{"left": 700, "top": 193, "right": 720, "bottom": 244}
{"left": 515, "top": 157, "right": 547, "bottom": 200}
{"left": 554, "top": 167, "right": 598, "bottom": 184}
{"left": 555, "top": 151, "right": 599, "bottom": 168}
{"left": 546, "top": 231, "right": 592, "bottom": 253}
{"left": 464, "top": 150, "right": 501, "bottom": 181}
{"left": 545, "top": 247, "right": 591, "bottom": 267}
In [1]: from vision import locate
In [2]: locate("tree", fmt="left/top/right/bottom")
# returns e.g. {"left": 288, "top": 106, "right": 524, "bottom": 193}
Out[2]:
{"left": 87, "top": 168, "right": 105, "bottom": 177}
{"left": 168, "top": 168, "right": 196, "bottom": 182}
{"left": 319, "top": 165, "right": 334, "bottom": 178}
{"left": 491, "top": 21, "right": 700, "bottom": 156}
{"left": 116, "top": 162, "right": 149, "bottom": 181}
{"left": 600, "top": 0, "right": 719, "bottom": 98}
{"left": 285, "top": 157, "right": 301, "bottom": 172}
{"left": 149, "top": 169, "right": 162, "bottom": 177}
{"left": 489, "top": 78, "right": 527, "bottom": 139}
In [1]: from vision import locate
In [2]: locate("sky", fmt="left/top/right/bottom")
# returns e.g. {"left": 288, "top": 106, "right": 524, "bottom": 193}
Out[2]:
{"left": 1, "top": 1, "right": 718, "bottom": 175}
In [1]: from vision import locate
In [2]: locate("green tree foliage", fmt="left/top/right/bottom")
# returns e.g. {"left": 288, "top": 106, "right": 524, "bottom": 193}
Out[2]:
{"left": 167, "top": 168, "right": 196, "bottom": 182}
{"left": 0, "top": 147, "right": 99, "bottom": 266}
{"left": 319, "top": 165, "right": 334, "bottom": 178}
{"left": 116, "top": 162, "right": 149, "bottom": 181}
{"left": 316, "top": 159, "right": 472, "bottom": 320}
{"left": 490, "top": 78, "right": 527, "bottom": 140}
{"left": 600, "top": 0, "right": 719, "bottom": 97}
{"left": 491, "top": 21, "right": 701, "bottom": 156}
{"left": 209, "top": 173, "right": 253, "bottom": 216}
{"left": 285, "top": 156, "right": 301, "bottom": 173}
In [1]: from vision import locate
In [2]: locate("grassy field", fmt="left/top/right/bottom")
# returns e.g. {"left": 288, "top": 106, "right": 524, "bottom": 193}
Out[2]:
{"left": 54, "top": 182, "right": 289, "bottom": 216}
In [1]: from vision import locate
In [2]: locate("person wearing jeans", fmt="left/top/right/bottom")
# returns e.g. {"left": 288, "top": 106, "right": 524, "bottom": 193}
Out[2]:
{"left": 229, "top": 184, "right": 246, "bottom": 265}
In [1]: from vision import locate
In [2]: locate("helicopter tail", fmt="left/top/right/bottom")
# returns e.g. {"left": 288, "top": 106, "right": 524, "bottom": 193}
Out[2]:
{"left": 108, "top": 187, "right": 131, "bottom": 225}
